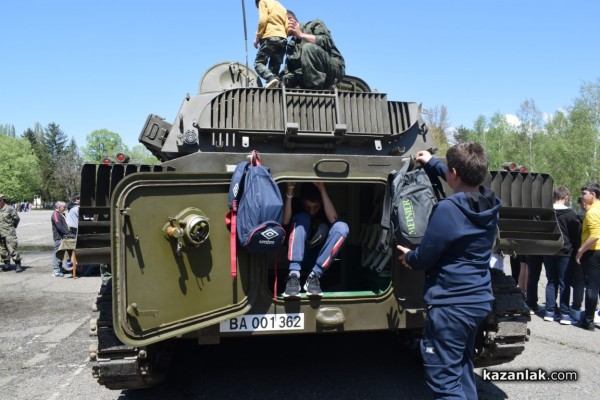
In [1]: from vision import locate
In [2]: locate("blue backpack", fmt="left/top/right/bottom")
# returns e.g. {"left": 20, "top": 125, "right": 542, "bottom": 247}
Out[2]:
{"left": 226, "top": 151, "right": 285, "bottom": 277}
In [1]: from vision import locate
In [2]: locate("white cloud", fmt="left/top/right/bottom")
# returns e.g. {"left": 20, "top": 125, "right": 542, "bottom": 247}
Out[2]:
{"left": 505, "top": 114, "right": 521, "bottom": 127}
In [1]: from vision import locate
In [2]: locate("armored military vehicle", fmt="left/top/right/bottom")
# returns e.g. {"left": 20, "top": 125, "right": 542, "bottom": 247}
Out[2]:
{"left": 78, "top": 61, "right": 563, "bottom": 389}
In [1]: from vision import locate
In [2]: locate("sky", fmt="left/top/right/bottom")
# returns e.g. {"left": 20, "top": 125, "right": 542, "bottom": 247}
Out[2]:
{"left": 2, "top": 0, "right": 599, "bottom": 149}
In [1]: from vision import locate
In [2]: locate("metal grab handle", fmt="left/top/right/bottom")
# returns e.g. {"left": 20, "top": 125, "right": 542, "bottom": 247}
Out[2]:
{"left": 314, "top": 159, "right": 350, "bottom": 177}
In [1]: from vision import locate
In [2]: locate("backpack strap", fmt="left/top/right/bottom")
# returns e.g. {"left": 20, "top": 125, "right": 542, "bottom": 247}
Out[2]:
{"left": 250, "top": 149, "right": 262, "bottom": 166}
{"left": 228, "top": 161, "right": 250, "bottom": 279}
{"left": 230, "top": 204, "right": 238, "bottom": 278}
{"left": 424, "top": 164, "right": 446, "bottom": 199}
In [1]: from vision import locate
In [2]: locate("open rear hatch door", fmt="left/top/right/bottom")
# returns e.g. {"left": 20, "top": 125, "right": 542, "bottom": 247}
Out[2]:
{"left": 111, "top": 172, "right": 252, "bottom": 346}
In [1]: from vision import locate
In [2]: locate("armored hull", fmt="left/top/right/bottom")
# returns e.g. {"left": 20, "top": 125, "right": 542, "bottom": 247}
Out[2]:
{"left": 79, "top": 62, "right": 562, "bottom": 389}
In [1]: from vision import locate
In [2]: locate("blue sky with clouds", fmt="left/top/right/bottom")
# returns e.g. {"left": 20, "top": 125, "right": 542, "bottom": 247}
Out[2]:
{"left": 1, "top": 0, "right": 599, "bottom": 149}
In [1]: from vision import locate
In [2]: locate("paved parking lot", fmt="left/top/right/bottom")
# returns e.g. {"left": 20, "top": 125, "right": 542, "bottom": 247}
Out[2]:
{"left": 0, "top": 210, "right": 599, "bottom": 399}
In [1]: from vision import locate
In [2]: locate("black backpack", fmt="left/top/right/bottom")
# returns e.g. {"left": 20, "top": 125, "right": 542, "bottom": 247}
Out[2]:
{"left": 226, "top": 151, "right": 285, "bottom": 278}
{"left": 378, "top": 160, "right": 438, "bottom": 250}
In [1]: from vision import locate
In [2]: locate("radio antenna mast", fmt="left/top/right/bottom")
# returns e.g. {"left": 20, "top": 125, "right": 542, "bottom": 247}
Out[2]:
{"left": 241, "top": 0, "right": 249, "bottom": 87}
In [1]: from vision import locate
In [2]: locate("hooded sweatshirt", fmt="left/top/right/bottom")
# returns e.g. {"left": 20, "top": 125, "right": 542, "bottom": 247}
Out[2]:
{"left": 404, "top": 157, "right": 501, "bottom": 308}
{"left": 553, "top": 204, "right": 581, "bottom": 256}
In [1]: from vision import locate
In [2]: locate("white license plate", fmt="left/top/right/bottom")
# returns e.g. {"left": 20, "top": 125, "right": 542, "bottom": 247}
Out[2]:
{"left": 220, "top": 313, "right": 305, "bottom": 332}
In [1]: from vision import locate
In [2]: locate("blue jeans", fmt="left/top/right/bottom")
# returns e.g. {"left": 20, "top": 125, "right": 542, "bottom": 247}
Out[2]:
{"left": 543, "top": 255, "right": 570, "bottom": 315}
{"left": 421, "top": 304, "right": 492, "bottom": 400}
{"left": 287, "top": 212, "right": 349, "bottom": 277}
{"left": 52, "top": 239, "right": 63, "bottom": 273}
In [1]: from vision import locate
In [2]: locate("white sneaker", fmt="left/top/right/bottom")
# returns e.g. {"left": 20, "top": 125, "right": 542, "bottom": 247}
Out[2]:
{"left": 265, "top": 78, "right": 280, "bottom": 89}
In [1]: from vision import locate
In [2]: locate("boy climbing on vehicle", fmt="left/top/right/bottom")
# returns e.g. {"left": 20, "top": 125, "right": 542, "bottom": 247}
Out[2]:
{"left": 253, "top": 0, "right": 288, "bottom": 88}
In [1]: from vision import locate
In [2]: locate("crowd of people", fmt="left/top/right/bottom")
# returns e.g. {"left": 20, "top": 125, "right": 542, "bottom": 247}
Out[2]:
{"left": 506, "top": 185, "right": 600, "bottom": 332}
{"left": 253, "top": 0, "right": 345, "bottom": 90}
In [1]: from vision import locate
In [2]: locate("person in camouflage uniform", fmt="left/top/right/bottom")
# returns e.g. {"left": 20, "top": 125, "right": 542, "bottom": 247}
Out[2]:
{"left": 282, "top": 10, "right": 345, "bottom": 90}
{"left": 0, "top": 194, "right": 22, "bottom": 273}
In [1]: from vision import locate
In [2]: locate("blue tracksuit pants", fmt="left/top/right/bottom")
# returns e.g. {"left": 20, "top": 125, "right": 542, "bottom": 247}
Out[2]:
{"left": 421, "top": 304, "right": 491, "bottom": 400}
{"left": 287, "top": 212, "right": 348, "bottom": 276}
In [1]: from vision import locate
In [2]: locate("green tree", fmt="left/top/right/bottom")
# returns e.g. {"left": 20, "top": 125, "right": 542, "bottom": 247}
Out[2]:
{"left": 36, "top": 123, "right": 70, "bottom": 201}
{"left": 451, "top": 125, "right": 472, "bottom": 144}
{"left": 0, "top": 135, "right": 41, "bottom": 201}
{"left": 423, "top": 105, "right": 450, "bottom": 155}
{"left": 578, "top": 79, "right": 600, "bottom": 176}
{"left": 22, "top": 122, "right": 45, "bottom": 153}
{"left": 129, "top": 144, "right": 159, "bottom": 165}
{"left": 0, "top": 124, "right": 16, "bottom": 137}
{"left": 515, "top": 99, "right": 544, "bottom": 172}
{"left": 82, "top": 129, "right": 129, "bottom": 163}
{"left": 55, "top": 138, "right": 84, "bottom": 199}
{"left": 44, "top": 122, "right": 68, "bottom": 161}
{"left": 473, "top": 113, "right": 521, "bottom": 170}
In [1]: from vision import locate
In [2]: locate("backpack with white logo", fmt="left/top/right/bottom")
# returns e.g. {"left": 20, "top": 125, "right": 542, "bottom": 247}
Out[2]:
{"left": 226, "top": 151, "right": 285, "bottom": 277}
{"left": 378, "top": 160, "right": 438, "bottom": 250}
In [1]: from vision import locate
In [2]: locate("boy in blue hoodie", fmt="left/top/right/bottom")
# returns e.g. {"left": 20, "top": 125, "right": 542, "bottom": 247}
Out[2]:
{"left": 397, "top": 142, "right": 501, "bottom": 400}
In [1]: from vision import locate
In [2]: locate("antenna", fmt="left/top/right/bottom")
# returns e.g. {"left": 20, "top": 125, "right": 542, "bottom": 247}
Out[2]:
{"left": 241, "top": 0, "right": 249, "bottom": 87}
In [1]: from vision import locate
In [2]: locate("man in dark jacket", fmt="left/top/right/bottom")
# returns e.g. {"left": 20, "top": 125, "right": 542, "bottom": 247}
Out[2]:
{"left": 542, "top": 186, "right": 581, "bottom": 324}
{"left": 51, "top": 201, "right": 71, "bottom": 277}
{"left": 282, "top": 10, "right": 345, "bottom": 89}
{"left": 397, "top": 142, "right": 501, "bottom": 400}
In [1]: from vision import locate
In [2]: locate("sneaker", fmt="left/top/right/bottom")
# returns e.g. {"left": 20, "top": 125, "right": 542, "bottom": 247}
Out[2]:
{"left": 265, "top": 77, "right": 280, "bottom": 89}
{"left": 528, "top": 304, "right": 540, "bottom": 315}
{"left": 303, "top": 274, "right": 323, "bottom": 297}
{"left": 63, "top": 261, "right": 74, "bottom": 272}
{"left": 580, "top": 319, "right": 596, "bottom": 331}
{"left": 559, "top": 314, "right": 577, "bottom": 325}
{"left": 15, "top": 264, "right": 23, "bottom": 273}
{"left": 543, "top": 312, "right": 557, "bottom": 322}
{"left": 52, "top": 271, "right": 64, "bottom": 277}
{"left": 283, "top": 274, "right": 301, "bottom": 298}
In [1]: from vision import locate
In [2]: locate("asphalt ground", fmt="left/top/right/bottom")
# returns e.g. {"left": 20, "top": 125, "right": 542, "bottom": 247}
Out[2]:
{"left": 0, "top": 210, "right": 599, "bottom": 399}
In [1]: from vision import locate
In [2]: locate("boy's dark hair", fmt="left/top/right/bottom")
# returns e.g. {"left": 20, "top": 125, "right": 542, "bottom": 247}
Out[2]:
{"left": 445, "top": 142, "right": 488, "bottom": 187}
{"left": 287, "top": 10, "right": 297, "bottom": 21}
{"left": 300, "top": 183, "right": 322, "bottom": 203}
{"left": 581, "top": 182, "right": 600, "bottom": 198}
{"left": 553, "top": 186, "right": 570, "bottom": 202}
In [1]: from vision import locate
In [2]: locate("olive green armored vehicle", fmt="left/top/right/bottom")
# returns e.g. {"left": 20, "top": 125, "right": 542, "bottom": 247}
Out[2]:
{"left": 78, "top": 62, "right": 563, "bottom": 389}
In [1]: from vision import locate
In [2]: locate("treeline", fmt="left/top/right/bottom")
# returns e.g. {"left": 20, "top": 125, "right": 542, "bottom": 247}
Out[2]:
{"left": 2, "top": 77, "right": 599, "bottom": 205}
{"left": 425, "top": 78, "right": 600, "bottom": 201}
{"left": 0, "top": 124, "right": 158, "bottom": 204}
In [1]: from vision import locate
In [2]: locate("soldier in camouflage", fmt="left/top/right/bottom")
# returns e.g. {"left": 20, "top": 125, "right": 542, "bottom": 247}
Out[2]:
{"left": 0, "top": 194, "right": 22, "bottom": 273}
{"left": 282, "top": 10, "right": 345, "bottom": 90}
